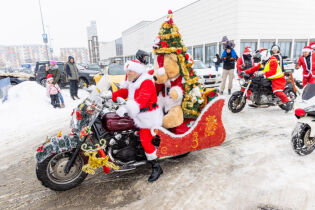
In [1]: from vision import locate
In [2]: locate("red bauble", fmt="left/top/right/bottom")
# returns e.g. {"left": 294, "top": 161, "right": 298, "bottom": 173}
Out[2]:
{"left": 177, "top": 49, "right": 182, "bottom": 54}
{"left": 190, "top": 70, "right": 194, "bottom": 76}
{"left": 185, "top": 53, "right": 190, "bottom": 60}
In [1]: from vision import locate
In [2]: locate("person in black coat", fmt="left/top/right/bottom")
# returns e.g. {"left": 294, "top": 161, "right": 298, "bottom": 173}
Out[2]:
{"left": 213, "top": 54, "right": 221, "bottom": 71}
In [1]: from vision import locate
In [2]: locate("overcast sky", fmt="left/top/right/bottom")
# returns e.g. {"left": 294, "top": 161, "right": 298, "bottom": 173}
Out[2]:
{"left": 0, "top": 0, "right": 196, "bottom": 53}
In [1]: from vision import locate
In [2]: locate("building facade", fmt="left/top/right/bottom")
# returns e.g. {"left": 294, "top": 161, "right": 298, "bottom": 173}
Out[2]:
{"left": 87, "top": 21, "right": 100, "bottom": 64}
{"left": 0, "top": 45, "right": 49, "bottom": 68}
{"left": 100, "top": 0, "right": 315, "bottom": 65}
{"left": 59, "top": 48, "right": 89, "bottom": 64}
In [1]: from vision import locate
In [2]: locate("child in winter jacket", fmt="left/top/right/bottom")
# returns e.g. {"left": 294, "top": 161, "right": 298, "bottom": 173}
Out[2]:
{"left": 46, "top": 74, "right": 61, "bottom": 108}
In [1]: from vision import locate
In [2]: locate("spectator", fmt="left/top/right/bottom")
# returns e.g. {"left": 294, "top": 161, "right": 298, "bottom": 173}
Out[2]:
{"left": 45, "top": 60, "right": 65, "bottom": 108}
{"left": 271, "top": 45, "right": 285, "bottom": 71}
{"left": 65, "top": 56, "right": 80, "bottom": 100}
{"left": 237, "top": 46, "right": 254, "bottom": 77}
{"left": 46, "top": 74, "right": 61, "bottom": 108}
{"left": 220, "top": 46, "right": 238, "bottom": 95}
{"left": 213, "top": 54, "right": 221, "bottom": 71}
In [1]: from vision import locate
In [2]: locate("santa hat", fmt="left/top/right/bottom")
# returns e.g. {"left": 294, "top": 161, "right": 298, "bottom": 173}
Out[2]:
{"left": 309, "top": 41, "right": 315, "bottom": 49}
{"left": 243, "top": 46, "right": 252, "bottom": 55}
{"left": 302, "top": 46, "right": 312, "bottom": 53}
{"left": 47, "top": 74, "right": 53, "bottom": 82}
{"left": 124, "top": 60, "right": 146, "bottom": 74}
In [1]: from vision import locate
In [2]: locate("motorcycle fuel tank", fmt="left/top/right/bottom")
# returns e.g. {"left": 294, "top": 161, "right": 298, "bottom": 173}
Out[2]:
{"left": 102, "top": 112, "right": 135, "bottom": 131}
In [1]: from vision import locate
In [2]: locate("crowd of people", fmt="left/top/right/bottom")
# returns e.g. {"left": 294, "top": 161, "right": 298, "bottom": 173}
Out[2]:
{"left": 215, "top": 36, "right": 315, "bottom": 103}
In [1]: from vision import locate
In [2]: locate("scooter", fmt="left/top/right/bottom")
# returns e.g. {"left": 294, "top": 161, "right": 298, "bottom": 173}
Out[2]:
{"left": 35, "top": 76, "right": 226, "bottom": 191}
{"left": 291, "top": 83, "right": 315, "bottom": 155}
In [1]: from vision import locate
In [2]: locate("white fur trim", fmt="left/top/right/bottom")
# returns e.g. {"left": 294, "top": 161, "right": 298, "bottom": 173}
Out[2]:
{"left": 125, "top": 100, "right": 140, "bottom": 117}
{"left": 124, "top": 60, "right": 146, "bottom": 74}
{"left": 273, "top": 90, "right": 283, "bottom": 93}
{"left": 119, "top": 80, "right": 128, "bottom": 88}
{"left": 150, "top": 96, "right": 225, "bottom": 137}
{"left": 157, "top": 67, "right": 166, "bottom": 76}
{"left": 145, "top": 149, "right": 157, "bottom": 160}
{"left": 311, "top": 44, "right": 315, "bottom": 49}
{"left": 133, "top": 107, "right": 163, "bottom": 129}
{"left": 47, "top": 77, "right": 53, "bottom": 81}
{"left": 302, "top": 48, "right": 312, "bottom": 53}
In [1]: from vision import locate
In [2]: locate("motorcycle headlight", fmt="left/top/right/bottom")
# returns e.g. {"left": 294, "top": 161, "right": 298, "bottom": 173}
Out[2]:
{"left": 89, "top": 73, "right": 96, "bottom": 77}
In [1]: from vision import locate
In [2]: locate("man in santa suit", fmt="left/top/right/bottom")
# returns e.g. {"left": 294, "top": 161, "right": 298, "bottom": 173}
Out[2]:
{"left": 111, "top": 59, "right": 164, "bottom": 182}
{"left": 237, "top": 46, "right": 254, "bottom": 78}
{"left": 242, "top": 48, "right": 293, "bottom": 111}
{"left": 296, "top": 46, "right": 315, "bottom": 87}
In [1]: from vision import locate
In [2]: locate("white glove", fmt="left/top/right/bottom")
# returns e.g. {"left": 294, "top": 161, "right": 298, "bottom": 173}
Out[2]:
{"left": 102, "top": 91, "right": 112, "bottom": 100}
{"left": 116, "top": 106, "right": 128, "bottom": 117}
{"left": 116, "top": 97, "right": 126, "bottom": 104}
{"left": 255, "top": 71, "right": 264, "bottom": 76}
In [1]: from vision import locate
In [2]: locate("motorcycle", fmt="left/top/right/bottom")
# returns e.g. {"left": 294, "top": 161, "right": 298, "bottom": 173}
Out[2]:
{"left": 291, "top": 83, "right": 315, "bottom": 155}
{"left": 228, "top": 72, "right": 296, "bottom": 113}
{"left": 35, "top": 76, "right": 226, "bottom": 191}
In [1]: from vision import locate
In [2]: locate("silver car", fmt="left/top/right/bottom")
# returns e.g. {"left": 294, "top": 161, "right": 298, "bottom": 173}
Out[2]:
{"left": 193, "top": 60, "right": 222, "bottom": 88}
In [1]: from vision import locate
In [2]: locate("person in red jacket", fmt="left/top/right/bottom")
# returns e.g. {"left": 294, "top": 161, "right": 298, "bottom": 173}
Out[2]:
{"left": 111, "top": 59, "right": 163, "bottom": 182}
{"left": 296, "top": 46, "right": 315, "bottom": 87}
{"left": 237, "top": 46, "right": 254, "bottom": 78}
{"left": 244, "top": 48, "right": 293, "bottom": 111}
{"left": 310, "top": 41, "right": 315, "bottom": 51}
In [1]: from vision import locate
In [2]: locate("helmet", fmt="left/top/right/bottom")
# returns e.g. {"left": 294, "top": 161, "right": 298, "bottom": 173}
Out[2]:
{"left": 254, "top": 48, "right": 271, "bottom": 63}
{"left": 136, "top": 50, "right": 149, "bottom": 65}
{"left": 271, "top": 44, "right": 280, "bottom": 54}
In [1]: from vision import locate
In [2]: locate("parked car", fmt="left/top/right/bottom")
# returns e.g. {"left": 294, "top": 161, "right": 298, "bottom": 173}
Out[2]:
{"left": 283, "top": 59, "right": 295, "bottom": 73}
{"left": 193, "top": 60, "right": 222, "bottom": 88}
{"left": 93, "top": 63, "right": 125, "bottom": 92}
{"left": 0, "top": 68, "right": 31, "bottom": 85}
{"left": 34, "top": 61, "right": 100, "bottom": 88}
{"left": 85, "top": 64, "right": 101, "bottom": 71}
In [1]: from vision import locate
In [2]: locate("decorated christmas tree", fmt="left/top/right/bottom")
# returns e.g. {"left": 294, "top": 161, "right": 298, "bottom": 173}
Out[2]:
{"left": 153, "top": 10, "right": 202, "bottom": 119}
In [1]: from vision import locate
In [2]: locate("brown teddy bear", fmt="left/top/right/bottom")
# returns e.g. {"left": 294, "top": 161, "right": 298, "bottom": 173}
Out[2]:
{"left": 154, "top": 53, "right": 184, "bottom": 129}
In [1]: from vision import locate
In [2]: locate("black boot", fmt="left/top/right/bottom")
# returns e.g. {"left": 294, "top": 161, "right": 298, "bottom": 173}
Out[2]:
{"left": 228, "top": 89, "right": 231, "bottom": 95}
{"left": 75, "top": 95, "right": 80, "bottom": 99}
{"left": 71, "top": 96, "right": 76, "bottom": 100}
{"left": 148, "top": 160, "right": 163, "bottom": 182}
{"left": 285, "top": 101, "right": 294, "bottom": 112}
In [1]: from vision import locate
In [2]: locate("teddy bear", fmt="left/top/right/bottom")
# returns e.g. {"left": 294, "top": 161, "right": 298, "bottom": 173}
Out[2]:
{"left": 153, "top": 53, "right": 184, "bottom": 129}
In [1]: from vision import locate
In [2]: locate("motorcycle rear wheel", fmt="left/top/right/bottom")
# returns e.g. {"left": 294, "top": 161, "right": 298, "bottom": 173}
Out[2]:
{"left": 36, "top": 151, "right": 88, "bottom": 191}
{"left": 291, "top": 123, "right": 315, "bottom": 156}
{"left": 228, "top": 91, "right": 246, "bottom": 113}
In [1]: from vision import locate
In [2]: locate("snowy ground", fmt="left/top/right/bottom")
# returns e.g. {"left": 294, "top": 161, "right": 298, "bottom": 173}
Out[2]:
{"left": 1, "top": 71, "right": 315, "bottom": 210}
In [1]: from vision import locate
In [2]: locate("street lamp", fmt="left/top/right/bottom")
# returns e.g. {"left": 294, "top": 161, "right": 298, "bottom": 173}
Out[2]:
{"left": 38, "top": 0, "right": 49, "bottom": 60}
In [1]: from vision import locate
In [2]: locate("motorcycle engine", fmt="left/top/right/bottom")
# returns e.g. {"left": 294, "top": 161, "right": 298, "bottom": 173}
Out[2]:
{"left": 260, "top": 95, "right": 269, "bottom": 104}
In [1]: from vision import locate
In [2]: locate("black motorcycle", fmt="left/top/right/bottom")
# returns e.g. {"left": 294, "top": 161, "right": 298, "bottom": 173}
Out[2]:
{"left": 228, "top": 73, "right": 296, "bottom": 113}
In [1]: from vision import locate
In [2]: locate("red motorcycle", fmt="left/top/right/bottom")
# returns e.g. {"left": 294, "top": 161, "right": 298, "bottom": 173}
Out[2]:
{"left": 35, "top": 84, "right": 226, "bottom": 191}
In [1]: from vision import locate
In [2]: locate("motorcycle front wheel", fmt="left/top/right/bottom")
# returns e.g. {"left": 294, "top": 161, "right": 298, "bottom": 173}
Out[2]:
{"left": 36, "top": 151, "right": 88, "bottom": 191}
{"left": 228, "top": 91, "right": 246, "bottom": 113}
{"left": 291, "top": 123, "right": 315, "bottom": 156}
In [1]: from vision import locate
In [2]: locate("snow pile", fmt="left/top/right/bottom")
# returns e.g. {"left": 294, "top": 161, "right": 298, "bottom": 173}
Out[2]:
{"left": 0, "top": 81, "right": 89, "bottom": 168}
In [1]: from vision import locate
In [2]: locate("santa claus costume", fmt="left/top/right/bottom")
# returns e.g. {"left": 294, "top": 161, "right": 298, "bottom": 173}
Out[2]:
{"left": 297, "top": 46, "right": 315, "bottom": 87}
{"left": 245, "top": 49, "right": 291, "bottom": 110}
{"left": 112, "top": 59, "right": 163, "bottom": 182}
{"left": 237, "top": 46, "right": 254, "bottom": 77}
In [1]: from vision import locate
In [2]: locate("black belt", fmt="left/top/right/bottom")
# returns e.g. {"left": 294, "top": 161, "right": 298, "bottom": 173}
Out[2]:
{"left": 140, "top": 103, "right": 158, "bottom": 112}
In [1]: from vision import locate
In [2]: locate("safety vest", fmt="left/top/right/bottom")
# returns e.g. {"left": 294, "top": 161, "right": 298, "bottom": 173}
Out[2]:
{"left": 261, "top": 58, "right": 284, "bottom": 79}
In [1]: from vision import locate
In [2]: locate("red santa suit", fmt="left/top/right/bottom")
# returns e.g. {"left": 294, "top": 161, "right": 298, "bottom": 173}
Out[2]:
{"left": 245, "top": 55, "right": 289, "bottom": 103}
{"left": 298, "top": 46, "right": 315, "bottom": 87}
{"left": 112, "top": 60, "right": 163, "bottom": 160}
{"left": 155, "top": 75, "right": 184, "bottom": 114}
{"left": 237, "top": 47, "right": 254, "bottom": 98}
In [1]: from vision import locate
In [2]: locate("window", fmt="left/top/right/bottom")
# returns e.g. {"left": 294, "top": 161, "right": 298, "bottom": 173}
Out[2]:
{"left": 293, "top": 41, "right": 307, "bottom": 60}
{"left": 240, "top": 40, "right": 257, "bottom": 55}
{"left": 186, "top": 47, "right": 192, "bottom": 55}
{"left": 260, "top": 40, "right": 275, "bottom": 50}
{"left": 193, "top": 45, "right": 203, "bottom": 62}
{"left": 205, "top": 44, "right": 217, "bottom": 65}
{"left": 278, "top": 40, "right": 292, "bottom": 58}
